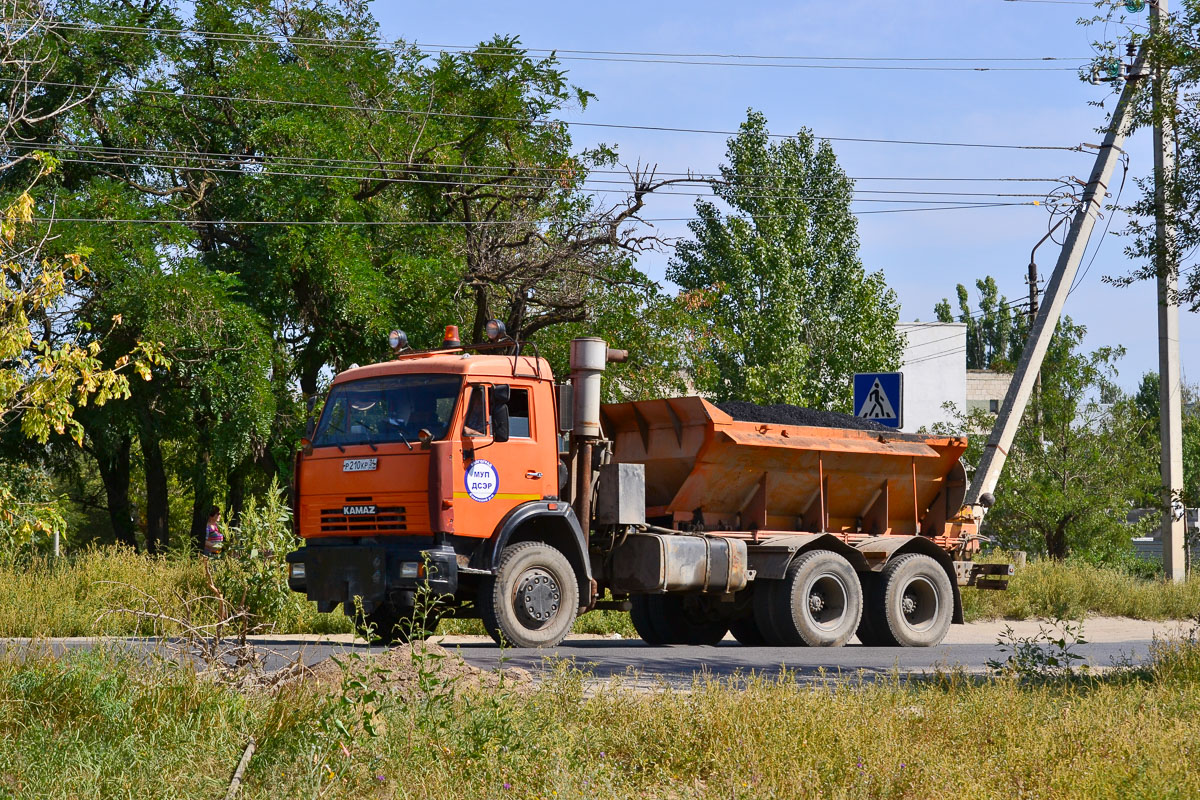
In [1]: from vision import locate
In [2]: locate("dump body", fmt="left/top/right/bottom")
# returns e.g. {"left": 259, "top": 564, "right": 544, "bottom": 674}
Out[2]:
{"left": 600, "top": 397, "right": 975, "bottom": 551}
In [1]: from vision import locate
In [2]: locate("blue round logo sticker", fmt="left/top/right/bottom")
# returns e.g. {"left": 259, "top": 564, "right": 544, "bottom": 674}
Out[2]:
{"left": 465, "top": 459, "right": 499, "bottom": 502}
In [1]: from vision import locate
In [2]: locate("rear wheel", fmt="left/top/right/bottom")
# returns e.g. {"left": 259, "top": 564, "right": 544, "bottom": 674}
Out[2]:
{"left": 629, "top": 594, "right": 669, "bottom": 645}
{"left": 479, "top": 542, "right": 579, "bottom": 648}
{"left": 630, "top": 594, "right": 728, "bottom": 646}
{"left": 729, "top": 614, "right": 769, "bottom": 646}
{"left": 758, "top": 550, "right": 863, "bottom": 647}
{"left": 868, "top": 554, "right": 953, "bottom": 647}
{"left": 854, "top": 572, "right": 886, "bottom": 646}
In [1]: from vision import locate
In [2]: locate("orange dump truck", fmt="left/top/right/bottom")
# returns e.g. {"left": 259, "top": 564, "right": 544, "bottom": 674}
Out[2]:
{"left": 287, "top": 332, "right": 1009, "bottom": 649}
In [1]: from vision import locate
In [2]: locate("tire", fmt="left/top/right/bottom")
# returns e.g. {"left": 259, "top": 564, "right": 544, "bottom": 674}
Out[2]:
{"left": 752, "top": 579, "right": 789, "bottom": 646}
{"left": 629, "top": 594, "right": 669, "bottom": 644}
{"left": 766, "top": 550, "right": 863, "bottom": 648}
{"left": 356, "top": 601, "right": 440, "bottom": 645}
{"left": 729, "top": 614, "right": 768, "bottom": 646}
{"left": 854, "top": 572, "right": 887, "bottom": 646}
{"left": 478, "top": 542, "right": 579, "bottom": 648}
{"left": 868, "top": 553, "right": 954, "bottom": 648}
{"left": 630, "top": 594, "right": 728, "bottom": 646}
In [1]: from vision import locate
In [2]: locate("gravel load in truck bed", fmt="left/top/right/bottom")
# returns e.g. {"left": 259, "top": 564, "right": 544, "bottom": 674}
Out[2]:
{"left": 716, "top": 400, "right": 892, "bottom": 432}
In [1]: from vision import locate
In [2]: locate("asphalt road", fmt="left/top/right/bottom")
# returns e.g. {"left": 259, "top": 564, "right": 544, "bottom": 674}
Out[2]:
{"left": 3, "top": 617, "right": 1178, "bottom": 687}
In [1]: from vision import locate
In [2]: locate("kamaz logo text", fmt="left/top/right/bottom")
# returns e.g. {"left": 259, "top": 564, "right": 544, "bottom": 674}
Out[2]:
{"left": 342, "top": 505, "right": 377, "bottom": 516}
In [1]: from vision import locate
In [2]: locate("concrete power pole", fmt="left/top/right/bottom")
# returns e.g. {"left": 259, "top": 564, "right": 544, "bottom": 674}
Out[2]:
{"left": 1152, "top": 0, "right": 1187, "bottom": 581}
{"left": 966, "top": 47, "right": 1147, "bottom": 513}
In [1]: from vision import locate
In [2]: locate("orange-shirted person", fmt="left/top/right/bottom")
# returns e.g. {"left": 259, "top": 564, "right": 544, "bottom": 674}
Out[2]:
{"left": 203, "top": 506, "right": 224, "bottom": 557}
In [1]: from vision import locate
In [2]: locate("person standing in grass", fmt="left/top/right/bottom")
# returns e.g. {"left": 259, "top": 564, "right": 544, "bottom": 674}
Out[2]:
{"left": 203, "top": 506, "right": 224, "bottom": 558}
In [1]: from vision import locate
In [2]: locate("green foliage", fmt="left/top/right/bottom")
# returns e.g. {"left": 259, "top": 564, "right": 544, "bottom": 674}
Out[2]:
{"left": 987, "top": 616, "right": 1090, "bottom": 681}
{"left": 932, "top": 295, "right": 1157, "bottom": 562}
{"left": 1080, "top": 5, "right": 1200, "bottom": 305}
{"left": 669, "top": 110, "right": 903, "bottom": 409}
{"left": 0, "top": 460, "right": 65, "bottom": 559}
{"left": 1, "top": 178, "right": 165, "bottom": 447}
{"left": 934, "top": 276, "right": 1028, "bottom": 370}
{"left": 988, "top": 351, "right": 1157, "bottom": 560}
{"left": 212, "top": 480, "right": 303, "bottom": 627}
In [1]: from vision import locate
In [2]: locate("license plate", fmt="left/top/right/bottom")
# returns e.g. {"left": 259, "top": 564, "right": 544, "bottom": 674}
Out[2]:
{"left": 342, "top": 458, "right": 378, "bottom": 472}
{"left": 343, "top": 504, "right": 377, "bottom": 516}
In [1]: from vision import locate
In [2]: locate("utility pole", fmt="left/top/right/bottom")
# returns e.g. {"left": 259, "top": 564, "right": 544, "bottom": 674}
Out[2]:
{"left": 1152, "top": 0, "right": 1186, "bottom": 581}
{"left": 1028, "top": 217, "right": 1065, "bottom": 444}
{"left": 966, "top": 47, "right": 1147, "bottom": 513}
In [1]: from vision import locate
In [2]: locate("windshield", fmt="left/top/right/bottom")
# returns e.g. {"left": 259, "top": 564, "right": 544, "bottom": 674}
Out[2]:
{"left": 313, "top": 375, "right": 462, "bottom": 448}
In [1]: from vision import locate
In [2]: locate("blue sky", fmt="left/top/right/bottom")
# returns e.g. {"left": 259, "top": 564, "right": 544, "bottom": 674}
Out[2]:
{"left": 376, "top": 0, "right": 1194, "bottom": 391}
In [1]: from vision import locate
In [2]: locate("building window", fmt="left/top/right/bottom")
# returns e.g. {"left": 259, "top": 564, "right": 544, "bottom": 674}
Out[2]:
{"left": 989, "top": 399, "right": 999, "bottom": 414}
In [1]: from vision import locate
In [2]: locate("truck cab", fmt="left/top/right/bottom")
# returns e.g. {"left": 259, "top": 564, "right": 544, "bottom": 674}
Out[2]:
{"left": 287, "top": 347, "right": 593, "bottom": 647}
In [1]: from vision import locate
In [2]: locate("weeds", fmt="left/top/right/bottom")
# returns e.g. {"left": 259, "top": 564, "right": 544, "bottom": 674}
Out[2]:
{"left": 987, "top": 616, "right": 1090, "bottom": 681}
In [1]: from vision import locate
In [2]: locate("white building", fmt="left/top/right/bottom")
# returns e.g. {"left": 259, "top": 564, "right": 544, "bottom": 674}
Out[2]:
{"left": 896, "top": 322, "right": 966, "bottom": 433}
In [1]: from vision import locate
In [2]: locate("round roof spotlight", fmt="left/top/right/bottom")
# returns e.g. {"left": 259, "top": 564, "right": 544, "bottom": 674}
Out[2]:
{"left": 388, "top": 329, "right": 409, "bottom": 352}
{"left": 485, "top": 319, "right": 507, "bottom": 342}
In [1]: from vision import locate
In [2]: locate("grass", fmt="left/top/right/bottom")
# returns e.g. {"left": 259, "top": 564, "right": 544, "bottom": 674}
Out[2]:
{"left": 2, "top": 546, "right": 1199, "bottom": 639}
{"left": 2, "top": 635, "right": 1200, "bottom": 798}
{"left": 0, "top": 547, "right": 352, "bottom": 638}
{"left": 961, "top": 559, "right": 1200, "bottom": 621}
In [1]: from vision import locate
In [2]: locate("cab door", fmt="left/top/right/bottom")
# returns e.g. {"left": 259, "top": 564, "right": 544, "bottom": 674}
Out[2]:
{"left": 456, "top": 382, "right": 556, "bottom": 538}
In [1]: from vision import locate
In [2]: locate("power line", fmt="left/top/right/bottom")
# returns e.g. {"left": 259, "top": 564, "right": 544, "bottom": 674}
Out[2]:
{"left": 45, "top": 21, "right": 1090, "bottom": 68}
{"left": 29, "top": 204, "right": 1033, "bottom": 227}
{"left": 1, "top": 77, "right": 1090, "bottom": 152}
{"left": 38, "top": 154, "right": 1054, "bottom": 203}
{"left": 5, "top": 140, "right": 1071, "bottom": 184}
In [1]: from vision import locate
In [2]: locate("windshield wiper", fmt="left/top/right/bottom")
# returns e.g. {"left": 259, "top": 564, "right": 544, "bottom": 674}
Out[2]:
{"left": 396, "top": 431, "right": 413, "bottom": 451}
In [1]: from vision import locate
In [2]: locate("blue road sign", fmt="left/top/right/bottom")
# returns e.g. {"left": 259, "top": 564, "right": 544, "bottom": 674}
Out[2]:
{"left": 854, "top": 372, "right": 903, "bottom": 428}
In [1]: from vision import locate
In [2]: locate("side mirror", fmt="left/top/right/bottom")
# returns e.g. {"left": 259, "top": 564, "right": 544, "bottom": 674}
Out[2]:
{"left": 491, "top": 405, "right": 510, "bottom": 443}
{"left": 490, "top": 385, "right": 511, "bottom": 443}
{"left": 304, "top": 396, "right": 318, "bottom": 439}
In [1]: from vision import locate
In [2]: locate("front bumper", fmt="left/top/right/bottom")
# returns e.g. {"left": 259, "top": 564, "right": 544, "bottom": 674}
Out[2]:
{"left": 286, "top": 539, "right": 459, "bottom": 613}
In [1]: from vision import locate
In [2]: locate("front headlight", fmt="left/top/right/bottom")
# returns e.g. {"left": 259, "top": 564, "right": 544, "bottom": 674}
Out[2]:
{"left": 399, "top": 562, "right": 419, "bottom": 579}
{"left": 289, "top": 563, "right": 306, "bottom": 580}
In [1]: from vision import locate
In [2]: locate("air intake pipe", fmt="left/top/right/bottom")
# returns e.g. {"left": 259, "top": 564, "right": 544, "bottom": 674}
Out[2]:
{"left": 568, "top": 338, "right": 627, "bottom": 528}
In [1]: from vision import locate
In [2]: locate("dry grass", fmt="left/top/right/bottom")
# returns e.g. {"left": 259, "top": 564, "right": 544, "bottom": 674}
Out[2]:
{"left": 962, "top": 559, "right": 1200, "bottom": 621}
{"left": 1, "top": 636, "right": 1199, "bottom": 799}
{"left": 3, "top": 547, "right": 1200, "bottom": 640}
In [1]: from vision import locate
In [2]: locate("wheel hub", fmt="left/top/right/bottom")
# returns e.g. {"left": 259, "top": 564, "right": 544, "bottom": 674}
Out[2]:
{"left": 808, "top": 591, "right": 826, "bottom": 614}
{"left": 516, "top": 568, "right": 561, "bottom": 627}
{"left": 902, "top": 593, "right": 918, "bottom": 616}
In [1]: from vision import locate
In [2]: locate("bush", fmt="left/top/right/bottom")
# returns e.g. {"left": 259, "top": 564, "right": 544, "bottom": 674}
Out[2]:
{"left": 211, "top": 479, "right": 306, "bottom": 630}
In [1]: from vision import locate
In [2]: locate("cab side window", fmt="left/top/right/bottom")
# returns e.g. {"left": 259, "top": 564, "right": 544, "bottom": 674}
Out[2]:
{"left": 464, "top": 386, "right": 487, "bottom": 436}
{"left": 508, "top": 388, "right": 531, "bottom": 438}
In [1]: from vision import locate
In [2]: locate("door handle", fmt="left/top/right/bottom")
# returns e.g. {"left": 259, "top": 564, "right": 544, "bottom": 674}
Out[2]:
{"left": 525, "top": 471, "right": 543, "bottom": 479}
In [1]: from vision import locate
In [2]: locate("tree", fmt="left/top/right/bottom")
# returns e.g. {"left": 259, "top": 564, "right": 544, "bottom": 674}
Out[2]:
{"left": 934, "top": 276, "right": 1028, "bottom": 371}
{"left": 668, "top": 110, "right": 903, "bottom": 409}
{"left": 1082, "top": 5, "right": 1200, "bottom": 305}
{"left": 971, "top": 319, "right": 1157, "bottom": 561}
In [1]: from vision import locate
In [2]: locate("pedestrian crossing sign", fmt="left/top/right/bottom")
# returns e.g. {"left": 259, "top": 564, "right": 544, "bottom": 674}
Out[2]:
{"left": 853, "top": 372, "right": 903, "bottom": 428}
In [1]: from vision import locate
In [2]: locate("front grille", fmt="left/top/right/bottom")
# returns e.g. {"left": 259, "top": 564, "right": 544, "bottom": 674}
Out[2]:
{"left": 320, "top": 505, "right": 407, "bottom": 534}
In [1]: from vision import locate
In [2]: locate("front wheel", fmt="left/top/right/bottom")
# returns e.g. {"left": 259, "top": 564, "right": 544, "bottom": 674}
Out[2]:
{"left": 479, "top": 542, "right": 579, "bottom": 648}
